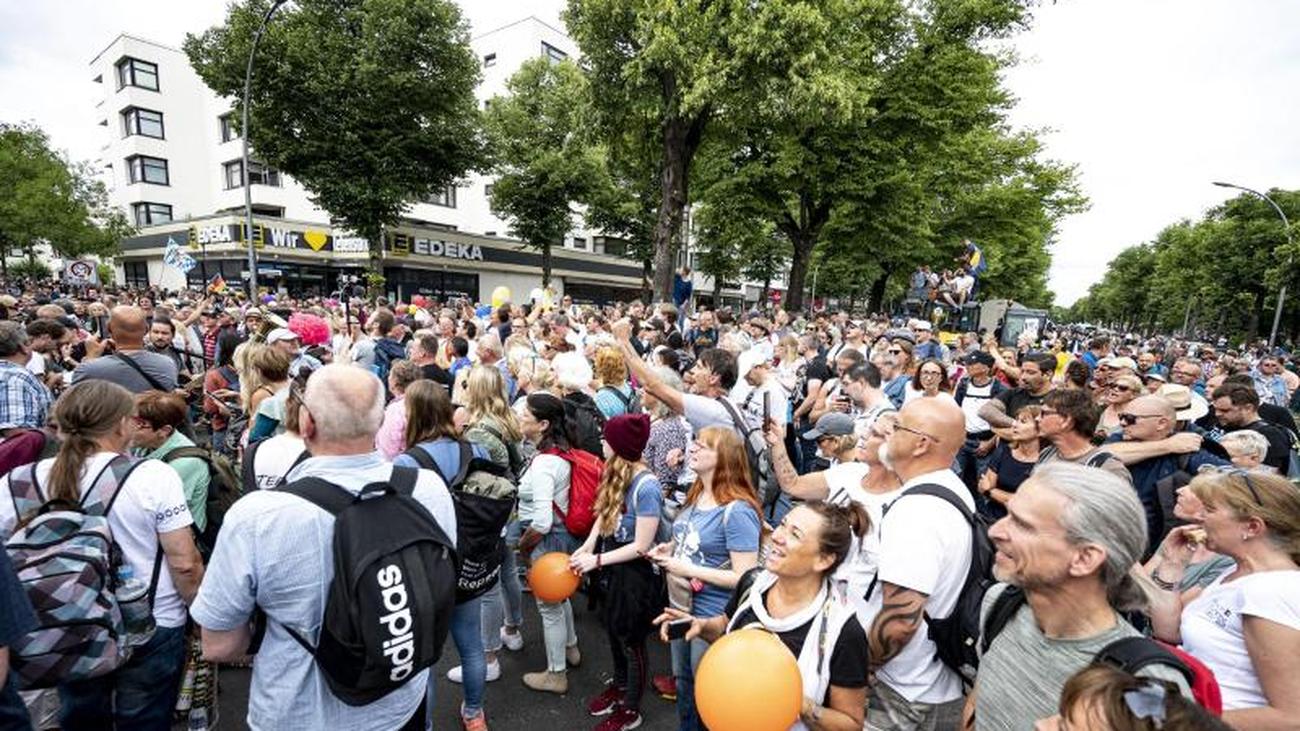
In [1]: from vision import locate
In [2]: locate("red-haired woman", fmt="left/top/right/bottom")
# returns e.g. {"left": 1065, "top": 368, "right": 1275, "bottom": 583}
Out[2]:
{"left": 648, "top": 426, "right": 763, "bottom": 731}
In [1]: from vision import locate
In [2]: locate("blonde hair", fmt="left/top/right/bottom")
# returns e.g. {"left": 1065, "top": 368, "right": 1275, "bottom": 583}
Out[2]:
{"left": 464, "top": 364, "right": 522, "bottom": 442}
{"left": 594, "top": 455, "right": 639, "bottom": 537}
{"left": 776, "top": 335, "right": 799, "bottom": 365}
{"left": 1190, "top": 470, "right": 1300, "bottom": 562}
{"left": 593, "top": 346, "right": 628, "bottom": 387}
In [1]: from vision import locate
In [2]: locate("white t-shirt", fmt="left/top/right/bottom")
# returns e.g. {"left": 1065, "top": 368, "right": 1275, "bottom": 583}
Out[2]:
{"left": 821, "top": 462, "right": 888, "bottom": 600}
{"left": 25, "top": 351, "right": 45, "bottom": 376}
{"left": 682, "top": 392, "right": 756, "bottom": 433}
{"left": 0, "top": 453, "right": 194, "bottom": 627}
{"left": 1180, "top": 569, "right": 1300, "bottom": 710}
{"left": 867, "top": 468, "right": 974, "bottom": 704}
{"left": 902, "top": 388, "right": 957, "bottom": 407}
{"left": 738, "top": 377, "right": 790, "bottom": 428}
{"left": 250, "top": 433, "right": 308, "bottom": 491}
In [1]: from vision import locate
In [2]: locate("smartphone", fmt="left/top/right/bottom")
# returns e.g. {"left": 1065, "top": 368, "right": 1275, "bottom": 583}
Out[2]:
{"left": 666, "top": 618, "right": 692, "bottom": 641}
{"left": 96, "top": 315, "right": 109, "bottom": 337}
{"left": 762, "top": 391, "right": 771, "bottom": 425}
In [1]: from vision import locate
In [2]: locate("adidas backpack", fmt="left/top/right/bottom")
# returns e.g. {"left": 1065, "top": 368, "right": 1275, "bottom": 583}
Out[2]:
{"left": 278, "top": 466, "right": 458, "bottom": 705}
{"left": 544, "top": 447, "right": 604, "bottom": 537}
{"left": 5, "top": 456, "right": 161, "bottom": 688}
{"left": 161, "top": 445, "right": 242, "bottom": 554}
{"left": 403, "top": 442, "right": 517, "bottom": 603}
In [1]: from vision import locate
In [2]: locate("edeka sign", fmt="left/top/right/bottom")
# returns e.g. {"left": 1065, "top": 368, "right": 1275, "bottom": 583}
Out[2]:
{"left": 387, "top": 232, "right": 483, "bottom": 262}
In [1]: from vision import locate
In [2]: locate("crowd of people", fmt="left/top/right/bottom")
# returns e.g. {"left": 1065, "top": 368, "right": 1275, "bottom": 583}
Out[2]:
{"left": 1, "top": 275, "right": 1299, "bottom": 731}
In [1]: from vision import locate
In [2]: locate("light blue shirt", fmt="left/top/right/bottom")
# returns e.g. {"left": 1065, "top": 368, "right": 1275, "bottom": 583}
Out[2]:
{"left": 190, "top": 452, "right": 455, "bottom": 731}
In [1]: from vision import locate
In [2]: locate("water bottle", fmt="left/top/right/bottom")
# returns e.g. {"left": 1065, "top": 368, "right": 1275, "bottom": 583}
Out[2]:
{"left": 115, "top": 564, "right": 155, "bottom": 648}
{"left": 187, "top": 707, "right": 209, "bottom": 731}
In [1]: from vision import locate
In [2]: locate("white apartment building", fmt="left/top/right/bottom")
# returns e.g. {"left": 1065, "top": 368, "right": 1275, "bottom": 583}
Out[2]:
{"left": 88, "top": 18, "right": 646, "bottom": 304}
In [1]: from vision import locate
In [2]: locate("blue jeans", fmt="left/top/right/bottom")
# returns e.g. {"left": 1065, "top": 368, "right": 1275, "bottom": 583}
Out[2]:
{"left": 451, "top": 597, "right": 486, "bottom": 717}
{"left": 0, "top": 673, "right": 32, "bottom": 731}
{"left": 481, "top": 519, "right": 524, "bottom": 651}
{"left": 670, "top": 637, "right": 709, "bottom": 731}
{"left": 58, "top": 623, "right": 187, "bottom": 731}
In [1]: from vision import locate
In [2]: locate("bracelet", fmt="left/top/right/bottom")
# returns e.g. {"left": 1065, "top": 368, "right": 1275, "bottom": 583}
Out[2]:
{"left": 1150, "top": 570, "right": 1176, "bottom": 591}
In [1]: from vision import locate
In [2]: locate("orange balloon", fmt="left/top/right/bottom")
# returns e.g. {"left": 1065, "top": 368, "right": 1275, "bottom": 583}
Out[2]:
{"left": 527, "top": 552, "right": 581, "bottom": 603}
{"left": 695, "top": 628, "right": 802, "bottom": 731}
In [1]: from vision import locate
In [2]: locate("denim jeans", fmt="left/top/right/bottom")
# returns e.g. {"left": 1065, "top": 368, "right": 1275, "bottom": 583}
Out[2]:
{"left": 451, "top": 597, "right": 486, "bottom": 716}
{"left": 954, "top": 436, "right": 991, "bottom": 496}
{"left": 480, "top": 519, "right": 524, "bottom": 651}
{"left": 670, "top": 637, "right": 709, "bottom": 731}
{"left": 531, "top": 527, "right": 579, "bottom": 673}
{"left": 0, "top": 674, "right": 32, "bottom": 731}
{"left": 58, "top": 623, "right": 187, "bottom": 731}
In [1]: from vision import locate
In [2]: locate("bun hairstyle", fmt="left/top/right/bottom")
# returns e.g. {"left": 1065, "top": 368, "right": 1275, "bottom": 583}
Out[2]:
{"left": 800, "top": 500, "right": 871, "bottom": 574}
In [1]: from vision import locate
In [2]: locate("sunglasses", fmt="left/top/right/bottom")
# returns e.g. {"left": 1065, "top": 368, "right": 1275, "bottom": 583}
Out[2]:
{"left": 1196, "top": 465, "right": 1265, "bottom": 506}
{"left": 1110, "top": 385, "right": 1135, "bottom": 393}
{"left": 887, "top": 348, "right": 902, "bottom": 355}
{"left": 1118, "top": 413, "right": 1161, "bottom": 426}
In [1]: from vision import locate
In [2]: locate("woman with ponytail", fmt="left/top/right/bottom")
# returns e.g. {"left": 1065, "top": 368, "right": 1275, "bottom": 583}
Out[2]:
{"left": 655, "top": 500, "right": 871, "bottom": 731}
{"left": 570, "top": 414, "right": 664, "bottom": 731}
{"left": 0, "top": 379, "right": 205, "bottom": 730}
{"left": 516, "top": 392, "right": 582, "bottom": 695}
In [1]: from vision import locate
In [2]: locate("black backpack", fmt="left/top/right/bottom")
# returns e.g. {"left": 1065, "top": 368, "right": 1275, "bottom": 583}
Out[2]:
{"left": 278, "top": 466, "right": 458, "bottom": 706}
{"left": 161, "top": 446, "right": 242, "bottom": 555}
{"left": 563, "top": 394, "right": 607, "bottom": 459}
{"left": 715, "top": 397, "right": 780, "bottom": 510}
{"left": 403, "top": 443, "right": 517, "bottom": 603}
{"left": 879, "top": 483, "right": 994, "bottom": 686}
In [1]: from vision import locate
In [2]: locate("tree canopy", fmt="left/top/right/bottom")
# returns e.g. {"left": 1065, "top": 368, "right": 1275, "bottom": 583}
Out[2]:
{"left": 185, "top": 0, "right": 486, "bottom": 260}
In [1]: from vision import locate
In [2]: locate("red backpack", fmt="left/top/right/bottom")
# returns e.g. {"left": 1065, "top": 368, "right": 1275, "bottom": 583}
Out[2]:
{"left": 544, "top": 447, "right": 604, "bottom": 537}
{"left": 1095, "top": 637, "right": 1223, "bottom": 716}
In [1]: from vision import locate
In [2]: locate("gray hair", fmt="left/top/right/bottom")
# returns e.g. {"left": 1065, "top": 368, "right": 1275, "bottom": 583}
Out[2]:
{"left": 1219, "top": 430, "right": 1269, "bottom": 461}
{"left": 551, "top": 351, "right": 593, "bottom": 392}
{"left": 0, "top": 321, "right": 29, "bottom": 357}
{"left": 649, "top": 366, "right": 682, "bottom": 419}
{"left": 303, "top": 364, "right": 385, "bottom": 441}
{"left": 1034, "top": 462, "right": 1150, "bottom": 611}
{"left": 477, "top": 333, "right": 502, "bottom": 358}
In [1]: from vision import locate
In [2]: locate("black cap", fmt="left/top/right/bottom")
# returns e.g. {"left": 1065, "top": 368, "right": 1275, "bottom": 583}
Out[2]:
{"left": 964, "top": 350, "right": 995, "bottom": 367}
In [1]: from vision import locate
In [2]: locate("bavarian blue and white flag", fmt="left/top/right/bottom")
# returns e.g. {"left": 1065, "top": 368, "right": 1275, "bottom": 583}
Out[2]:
{"left": 178, "top": 253, "right": 198, "bottom": 273}
{"left": 163, "top": 237, "right": 182, "bottom": 269}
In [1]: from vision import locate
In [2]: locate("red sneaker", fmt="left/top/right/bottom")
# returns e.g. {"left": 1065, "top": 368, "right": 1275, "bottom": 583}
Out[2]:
{"left": 587, "top": 684, "right": 623, "bottom": 716}
{"left": 651, "top": 674, "right": 676, "bottom": 701}
{"left": 595, "top": 706, "right": 643, "bottom": 731}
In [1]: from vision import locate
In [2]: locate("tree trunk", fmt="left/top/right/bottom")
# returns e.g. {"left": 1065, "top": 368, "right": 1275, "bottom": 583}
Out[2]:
{"left": 1246, "top": 289, "right": 1265, "bottom": 342}
{"left": 541, "top": 243, "right": 552, "bottom": 288}
{"left": 868, "top": 268, "right": 892, "bottom": 313}
{"left": 712, "top": 273, "right": 723, "bottom": 305}
{"left": 785, "top": 232, "right": 813, "bottom": 313}
{"left": 652, "top": 73, "right": 708, "bottom": 303}
{"left": 761, "top": 275, "right": 771, "bottom": 309}
{"left": 848, "top": 291, "right": 858, "bottom": 313}
{"left": 641, "top": 259, "right": 652, "bottom": 304}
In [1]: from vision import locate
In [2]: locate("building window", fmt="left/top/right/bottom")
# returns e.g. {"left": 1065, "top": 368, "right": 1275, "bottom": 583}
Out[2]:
{"left": 122, "top": 261, "right": 150, "bottom": 288}
{"left": 541, "top": 42, "right": 567, "bottom": 63}
{"left": 126, "top": 155, "right": 169, "bottom": 185}
{"left": 218, "top": 113, "right": 239, "bottom": 142}
{"left": 115, "top": 57, "right": 159, "bottom": 91}
{"left": 572, "top": 237, "right": 587, "bottom": 250}
{"left": 425, "top": 185, "right": 457, "bottom": 208}
{"left": 595, "top": 236, "right": 628, "bottom": 257}
{"left": 223, "top": 159, "right": 281, "bottom": 189}
{"left": 131, "top": 202, "right": 172, "bottom": 226}
{"left": 483, "top": 53, "right": 496, "bottom": 67}
{"left": 121, "top": 107, "right": 164, "bottom": 139}
{"left": 484, "top": 183, "right": 494, "bottom": 198}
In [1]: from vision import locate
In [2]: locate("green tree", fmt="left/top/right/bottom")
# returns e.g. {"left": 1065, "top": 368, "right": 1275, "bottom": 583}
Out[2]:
{"left": 0, "top": 123, "right": 132, "bottom": 276}
{"left": 566, "top": 0, "right": 851, "bottom": 302}
{"left": 484, "top": 58, "right": 604, "bottom": 287}
{"left": 185, "top": 0, "right": 485, "bottom": 263}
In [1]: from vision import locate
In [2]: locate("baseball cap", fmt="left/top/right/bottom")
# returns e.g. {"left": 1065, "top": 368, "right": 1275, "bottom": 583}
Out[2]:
{"left": 266, "top": 327, "right": 299, "bottom": 344}
{"left": 963, "top": 350, "right": 995, "bottom": 367}
{"left": 914, "top": 321, "right": 933, "bottom": 332}
{"left": 802, "top": 412, "right": 856, "bottom": 441}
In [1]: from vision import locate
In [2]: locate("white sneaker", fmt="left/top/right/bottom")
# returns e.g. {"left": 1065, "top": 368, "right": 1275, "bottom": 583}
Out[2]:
{"left": 500, "top": 627, "right": 524, "bottom": 652}
{"left": 447, "top": 659, "right": 501, "bottom": 684}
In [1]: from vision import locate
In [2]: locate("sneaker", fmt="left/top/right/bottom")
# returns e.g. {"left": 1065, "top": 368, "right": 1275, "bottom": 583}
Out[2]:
{"left": 447, "top": 659, "right": 501, "bottom": 684}
{"left": 500, "top": 626, "right": 524, "bottom": 652}
{"left": 587, "top": 684, "right": 623, "bottom": 716}
{"left": 523, "top": 670, "right": 568, "bottom": 695}
{"left": 595, "top": 706, "right": 643, "bottom": 731}
{"left": 566, "top": 644, "right": 582, "bottom": 668}
{"left": 461, "top": 706, "right": 489, "bottom": 731}
{"left": 651, "top": 674, "right": 676, "bottom": 701}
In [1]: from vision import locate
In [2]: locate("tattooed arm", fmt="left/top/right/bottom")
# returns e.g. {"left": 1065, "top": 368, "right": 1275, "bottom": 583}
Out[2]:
{"left": 867, "top": 582, "right": 929, "bottom": 672}
{"left": 763, "top": 419, "right": 830, "bottom": 500}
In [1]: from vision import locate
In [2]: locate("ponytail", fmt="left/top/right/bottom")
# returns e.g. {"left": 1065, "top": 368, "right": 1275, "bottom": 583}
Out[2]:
{"left": 800, "top": 500, "right": 872, "bottom": 574}
{"left": 47, "top": 380, "right": 135, "bottom": 505}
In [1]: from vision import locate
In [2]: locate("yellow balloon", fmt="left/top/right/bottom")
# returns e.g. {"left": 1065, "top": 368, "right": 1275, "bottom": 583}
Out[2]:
{"left": 491, "top": 285, "right": 511, "bottom": 309}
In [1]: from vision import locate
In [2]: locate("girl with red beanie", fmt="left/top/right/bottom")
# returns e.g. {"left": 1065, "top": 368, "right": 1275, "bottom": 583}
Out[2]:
{"left": 570, "top": 413, "right": 666, "bottom": 731}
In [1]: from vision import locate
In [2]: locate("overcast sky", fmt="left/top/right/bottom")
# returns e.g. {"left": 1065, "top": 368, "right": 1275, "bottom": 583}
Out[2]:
{"left": 2, "top": 0, "right": 1296, "bottom": 305}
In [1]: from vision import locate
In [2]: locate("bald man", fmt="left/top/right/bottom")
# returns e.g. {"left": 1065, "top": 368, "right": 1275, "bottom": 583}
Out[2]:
{"left": 71, "top": 305, "right": 178, "bottom": 394}
{"left": 1100, "top": 394, "right": 1229, "bottom": 554}
{"left": 866, "top": 398, "right": 973, "bottom": 728}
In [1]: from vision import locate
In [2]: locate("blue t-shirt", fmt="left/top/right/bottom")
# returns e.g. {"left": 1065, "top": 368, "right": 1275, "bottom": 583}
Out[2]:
{"left": 672, "top": 500, "right": 761, "bottom": 618}
{"left": 614, "top": 471, "right": 664, "bottom": 545}
{"left": 394, "top": 438, "right": 489, "bottom": 480}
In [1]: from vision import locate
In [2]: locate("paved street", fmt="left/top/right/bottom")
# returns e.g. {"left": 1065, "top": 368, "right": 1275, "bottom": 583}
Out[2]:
{"left": 200, "top": 589, "right": 678, "bottom": 730}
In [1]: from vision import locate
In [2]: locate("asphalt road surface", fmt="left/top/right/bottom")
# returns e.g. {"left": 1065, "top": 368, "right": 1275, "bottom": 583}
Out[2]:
{"left": 195, "top": 588, "right": 679, "bottom": 730}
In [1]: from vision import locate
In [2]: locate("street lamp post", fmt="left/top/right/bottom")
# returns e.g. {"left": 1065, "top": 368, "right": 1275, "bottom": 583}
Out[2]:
{"left": 242, "top": 0, "right": 289, "bottom": 298}
{"left": 1212, "top": 181, "right": 1294, "bottom": 349}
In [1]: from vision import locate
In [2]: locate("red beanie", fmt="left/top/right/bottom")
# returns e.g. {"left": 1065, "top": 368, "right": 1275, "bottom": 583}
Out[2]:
{"left": 603, "top": 413, "right": 651, "bottom": 462}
